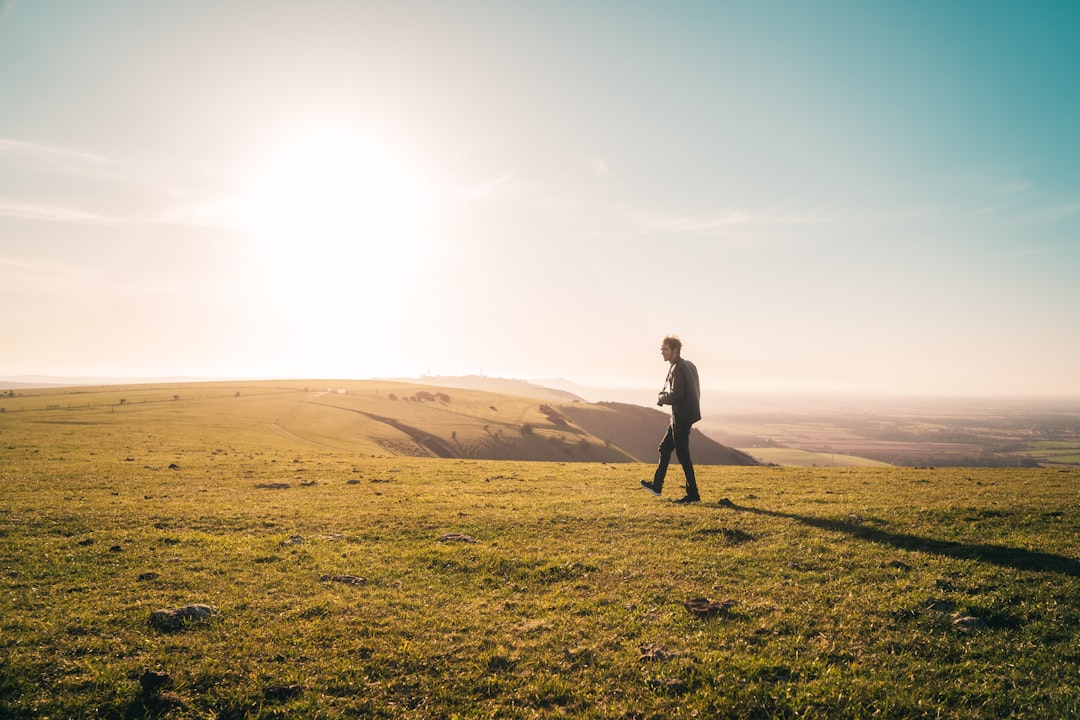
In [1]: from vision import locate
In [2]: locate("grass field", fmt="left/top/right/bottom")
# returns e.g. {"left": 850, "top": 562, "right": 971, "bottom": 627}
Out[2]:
{"left": 736, "top": 447, "right": 894, "bottom": 468}
{"left": 1021, "top": 442, "right": 1080, "bottom": 467}
{"left": 2, "top": 385, "right": 1079, "bottom": 719}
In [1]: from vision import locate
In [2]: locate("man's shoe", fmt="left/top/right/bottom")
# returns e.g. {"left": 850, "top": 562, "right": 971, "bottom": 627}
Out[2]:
{"left": 640, "top": 480, "right": 662, "bottom": 496}
{"left": 673, "top": 495, "right": 700, "bottom": 504}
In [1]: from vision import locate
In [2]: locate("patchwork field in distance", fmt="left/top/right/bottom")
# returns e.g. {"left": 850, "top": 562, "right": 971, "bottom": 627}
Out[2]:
{"left": 1, "top": 383, "right": 1078, "bottom": 718}
{"left": 701, "top": 394, "right": 1080, "bottom": 468}
{"left": 735, "top": 446, "right": 894, "bottom": 468}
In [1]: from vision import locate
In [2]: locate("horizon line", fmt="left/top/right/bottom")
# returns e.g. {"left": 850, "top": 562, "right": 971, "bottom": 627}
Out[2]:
{"left": 2, "top": 373, "right": 1080, "bottom": 403}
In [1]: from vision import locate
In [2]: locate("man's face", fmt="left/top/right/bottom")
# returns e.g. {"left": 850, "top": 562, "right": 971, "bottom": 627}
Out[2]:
{"left": 661, "top": 343, "right": 675, "bottom": 363}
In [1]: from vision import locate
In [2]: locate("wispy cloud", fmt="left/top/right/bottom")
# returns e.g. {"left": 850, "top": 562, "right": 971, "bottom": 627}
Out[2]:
{"left": 445, "top": 161, "right": 1076, "bottom": 250}
{"left": 451, "top": 173, "right": 521, "bottom": 201}
{"left": 0, "top": 138, "right": 124, "bottom": 176}
{"left": 585, "top": 156, "right": 609, "bottom": 177}
{"left": 942, "top": 175, "right": 1080, "bottom": 227}
{"left": 0, "top": 251, "right": 93, "bottom": 294}
{"left": 992, "top": 241, "right": 1078, "bottom": 259}
{"left": 974, "top": 192, "right": 1080, "bottom": 227}
{"left": 0, "top": 255, "right": 33, "bottom": 270}
{"left": 607, "top": 205, "right": 834, "bottom": 241}
{"left": 0, "top": 0, "right": 18, "bottom": 29}
{"left": 993, "top": 178, "right": 1033, "bottom": 197}
{"left": 1024, "top": 199, "right": 1080, "bottom": 225}
{"left": 443, "top": 163, "right": 846, "bottom": 247}
{"left": 0, "top": 195, "right": 243, "bottom": 230}
{"left": 0, "top": 137, "right": 236, "bottom": 229}
{"left": 0, "top": 199, "right": 134, "bottom": 226}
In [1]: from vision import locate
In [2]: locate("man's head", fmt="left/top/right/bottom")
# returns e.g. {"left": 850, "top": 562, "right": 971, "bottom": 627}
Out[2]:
{"left": 661, "top": 335, "right": 682, "bottom": 363}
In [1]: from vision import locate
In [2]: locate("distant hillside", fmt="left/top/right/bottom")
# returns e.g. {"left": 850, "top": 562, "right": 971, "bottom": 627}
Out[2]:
{"left": 408, "top": 375, "right": 585, "bottom": 403}
{"left": 0, "top": 379, "right": 757, "bottom": 465}
{"left": 558, "top": 401, "right": 760, "bottom": 466}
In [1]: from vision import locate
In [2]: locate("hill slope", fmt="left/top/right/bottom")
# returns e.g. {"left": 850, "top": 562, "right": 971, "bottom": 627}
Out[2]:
{"left": 0, "top": 379, "right": 758, "bottom": 465}
{"left": 558, "top": 401, "right": 759, "bottom": 465}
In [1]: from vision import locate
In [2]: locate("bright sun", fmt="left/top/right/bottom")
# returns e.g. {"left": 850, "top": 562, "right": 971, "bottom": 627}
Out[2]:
{"left": 233, "top": 125, "right": 432, "bottom": 310}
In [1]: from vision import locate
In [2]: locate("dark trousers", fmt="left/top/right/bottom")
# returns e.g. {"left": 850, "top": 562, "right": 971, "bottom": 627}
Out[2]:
{"left": 653, "top": 423, "right": 699, "bottom": 498}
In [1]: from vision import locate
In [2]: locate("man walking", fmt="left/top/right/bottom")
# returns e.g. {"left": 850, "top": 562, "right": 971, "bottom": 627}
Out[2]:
{"left": 640, "top": 335, "right": 701, "bottom": 503}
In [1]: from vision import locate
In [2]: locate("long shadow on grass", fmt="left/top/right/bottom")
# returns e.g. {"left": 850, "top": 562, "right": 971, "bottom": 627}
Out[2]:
{"left": 724, "top": 503, "right": 1080, "bottom": 577}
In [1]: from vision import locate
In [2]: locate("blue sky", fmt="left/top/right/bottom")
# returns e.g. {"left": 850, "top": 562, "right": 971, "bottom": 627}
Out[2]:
{"left": 1, "top": 1, "right": 1078, "bottom": 396}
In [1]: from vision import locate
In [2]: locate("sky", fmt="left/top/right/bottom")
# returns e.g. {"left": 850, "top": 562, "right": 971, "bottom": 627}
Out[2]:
{"left": 2, "top": 0, "right": 1079, "bottom": 397}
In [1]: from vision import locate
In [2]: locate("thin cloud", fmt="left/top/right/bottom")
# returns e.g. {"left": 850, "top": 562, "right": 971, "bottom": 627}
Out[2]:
{"left": 994, "top": 178, "right": 1033, "bottom": 197}
{"left": 0, "top": 137, "right": 238, "bottom": 230}
{"left": 968, "top": 177, "right": 1037, "bottom": 219}
{"left": 975, "top": 193, "right": 1080, "bottom": 227}
{"left": 452, "top": 173, "right": 519, "bottom": 200}
{"left": 0, "top": 0, "right": 18, "bottom": 28}
{"left": 1026, "top": 199, "right": 1080, "bottom": 225}
{"left": 0, "top": 199, "right": 129, "bottom": 226}
{"left": 942, "top": 175, "right": 1080, "bottom": 227}
{"left": 993, "top": 242, "right": 1078, "bottom": 259}
{"left": 614, "top": 206, "right": 833, "bottom": 238}
{"left": 444, "top": 165, "right": 840, "bottom": 245}
{"left": 0, "top": 138, "right": 122, "bottom": 175}
{"left": 0, "top": 252, "right": 92, "bottom": 294}
{"left": 0, "top": 196, "right": 245, "bottom": 230}
{"left": 449, "top": 154, "right": 612, "bottom": 206}
{"left": 585, "top": 156, "right": 609, "bottom": 176}
{"left": 446, "top": 173, "right": 562, "bottom": 208}
{"left": 0, "top": 256, "right": 30, "bottom": 269}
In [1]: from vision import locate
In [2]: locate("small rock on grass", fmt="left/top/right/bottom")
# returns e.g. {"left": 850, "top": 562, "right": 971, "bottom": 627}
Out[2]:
{"left": 646, "top": 677, "right": 688, "bottom": 693}
{"left": 320, "top": 574, "right": 366, "bottom": 586}
{"left": 683, "top": 597, "right": 736, "bottom": 618}
{"left": 139, "top": 670, "right": 172, "bottom": 695}
{"left": 438, "top": 533, "right": 477, "bottom": 543}
{"left": 924, "top": 599, "right": 987, "bottom": 631}
{"left": 149, "top": 604, "right": 220, "bottom": 631}
{"left": 950, "top": 613, "right": 988, "bottom": 631}
{"left": 639, "top": 643, "right": 682, "bottom": 662}
{"left": 927, "top": 599, "right": 956, "bottom": 613}
{"left": 264, "top": 683, "right": 303, "bottom": 701}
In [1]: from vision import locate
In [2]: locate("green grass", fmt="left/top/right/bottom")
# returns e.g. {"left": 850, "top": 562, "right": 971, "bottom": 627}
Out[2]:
{"left": 1021, "top": 442, "right": 1080, "bottom": 466}
{"left": 2, "top": 387, "right": 1079, "bottom": 719}
{"left": 737, "top": 447, "right": 894, "bottom": 468}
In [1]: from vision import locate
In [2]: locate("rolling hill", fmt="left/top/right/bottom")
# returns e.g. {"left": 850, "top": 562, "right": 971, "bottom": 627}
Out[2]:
{"left": 0, "top": 379, "right": 759, "bottom": 465}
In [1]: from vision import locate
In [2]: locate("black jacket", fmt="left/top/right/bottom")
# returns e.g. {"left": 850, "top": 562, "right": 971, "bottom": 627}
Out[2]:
{"left": 659, "top": 357, "right": 701, "bottom": 428}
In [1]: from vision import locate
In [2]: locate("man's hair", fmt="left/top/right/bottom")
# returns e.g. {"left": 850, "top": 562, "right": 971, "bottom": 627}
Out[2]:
{"left": 663, "top": 335, "right": 682, "bottom": 354}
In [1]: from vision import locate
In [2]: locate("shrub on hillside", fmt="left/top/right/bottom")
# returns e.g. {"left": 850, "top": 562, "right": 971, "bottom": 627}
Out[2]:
{"left": 539, "top": 404, "right": 569, "bottom": 427}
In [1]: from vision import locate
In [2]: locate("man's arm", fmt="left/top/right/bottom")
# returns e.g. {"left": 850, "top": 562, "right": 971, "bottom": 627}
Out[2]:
{"left": 659, "top": 362, "right": 688, "bottom": 406}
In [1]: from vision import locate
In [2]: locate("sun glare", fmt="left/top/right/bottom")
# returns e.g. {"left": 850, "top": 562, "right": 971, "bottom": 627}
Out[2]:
{"left": 229, "top": 124, "right": 435, "bottom": 371}
{"left": 234, "top": 125, "right": 431, "bottom": 298}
